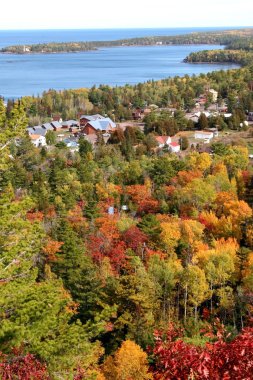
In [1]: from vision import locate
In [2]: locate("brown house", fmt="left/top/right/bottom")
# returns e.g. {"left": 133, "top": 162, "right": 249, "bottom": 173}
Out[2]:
{"left": 81, "top": 118, "right": 116, "bottom": 135}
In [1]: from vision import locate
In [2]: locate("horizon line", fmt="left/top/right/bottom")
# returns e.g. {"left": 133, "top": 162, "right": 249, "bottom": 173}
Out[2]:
{"left": 0, "top": 25, "right": 253, "bottom": 31}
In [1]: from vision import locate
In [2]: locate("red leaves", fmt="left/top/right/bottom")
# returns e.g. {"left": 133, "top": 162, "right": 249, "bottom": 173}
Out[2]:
{"left": 0, "top": 351, "right": 49, "bottom": 380}
{"left": 123, "top": 226, "right": 147, "bottom": 251}
{"left": 126, "top": 185, "right": 159, "bottom": 214}
{"left": 150, "top": 323, "right": 253, "bottom": 380}
{"left": 26, "top": 209, "right": 44, "bottom": 222}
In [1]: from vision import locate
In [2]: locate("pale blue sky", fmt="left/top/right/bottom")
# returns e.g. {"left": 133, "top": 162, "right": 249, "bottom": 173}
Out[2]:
{"left": 0, "top": 0, "right": 252, "bottom": 29}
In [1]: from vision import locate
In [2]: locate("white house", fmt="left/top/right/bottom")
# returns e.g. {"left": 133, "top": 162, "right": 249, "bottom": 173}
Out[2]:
{"left": 194, "top": 130, "right": 214, "bottom": 142}
{"left": 155, "top": 136, "right": 171, "bottom": 148}
{"left": 30, "top": 134, "right": 47, "bottom": 147}
{"left": 169, "top": 142, "right": 180, "bottom": 153}
{"left": 208, "top": 89, "right": 218, "bottom": 102}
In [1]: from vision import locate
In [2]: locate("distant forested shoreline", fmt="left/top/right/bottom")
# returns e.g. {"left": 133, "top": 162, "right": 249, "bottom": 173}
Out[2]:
{"left": 2, "top": 28, "right": 253, "bottom": 57}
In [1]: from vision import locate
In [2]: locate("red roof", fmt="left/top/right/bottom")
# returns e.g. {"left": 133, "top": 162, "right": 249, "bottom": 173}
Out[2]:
{"left": 170, "top": 142, "right": 180, "bottom": 147}
{"left": 155, "top": 136, "right": 170, "bottom": 144}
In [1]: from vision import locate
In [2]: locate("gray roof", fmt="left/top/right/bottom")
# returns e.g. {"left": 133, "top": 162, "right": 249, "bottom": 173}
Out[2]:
{"left": 42, "top": 123, "right": 54, "bottom": 130}
{"left": 80, "top": 114, "right": 104, "bottom": 121}
{"left": 51, "top": 121, "right": 62, "bottom": 128}
{"left": 33, "top": 127, "right": 47, "bottom": 136}
{"left": 62, "top": 120, "right": 79, "bottom": 127}
{"left": 27, "top": 126, "right": 47, "bottom": 136}
{"left": 87, "top": 117, "right": 116, "bottom": 131}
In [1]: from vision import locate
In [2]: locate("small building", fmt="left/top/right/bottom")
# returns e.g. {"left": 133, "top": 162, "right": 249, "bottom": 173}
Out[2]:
{"left": 208, "top": 89, "right": 218, "bottom": 102}
{"left": 169, "top": 142, "right": 180, "bottom": 153}
{"left": 194, "top": 130, "right": 214, "bottom": 142}
{"left": 30, "top": 134, "right": 47, "bottom": 147}
{"left": 132, "top": 108, "right": 142, "bottom": 120}
{"left": 248, "top": 112, "right": 253, "bottom": 121}
{"left": 155, "top": 136, "right": 172, "bottom": 148}
{"left": 52, "top": 115, "right": 62, "bottom": 123}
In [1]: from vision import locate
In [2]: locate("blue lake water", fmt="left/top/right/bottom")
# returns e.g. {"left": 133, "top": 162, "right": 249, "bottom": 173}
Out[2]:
{"left": 0, "top": 28, "right": 242, "bottom": 99}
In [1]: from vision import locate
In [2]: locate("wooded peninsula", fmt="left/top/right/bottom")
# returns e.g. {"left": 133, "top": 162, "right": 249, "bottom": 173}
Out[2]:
{"left": 2, "top": 28, "right": 253, "bottom": 62}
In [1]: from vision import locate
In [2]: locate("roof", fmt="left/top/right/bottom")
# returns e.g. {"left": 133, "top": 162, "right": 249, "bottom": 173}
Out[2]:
{"left": 155, "top": 136, "right": 170, "bottom": 144}
{"left": 62, "top": 120, "right": 79, "bottom": 127}
{"left": 170, "top": 142, "right": 180, "bottom": 147}
{"left": 51, "top": 121, "right": 62, "bottom": 128}
{"left": 30, "top": 134, "right": 44, "bottom": 140}
{"left": 80, "top": 114, "right": 104, "bottom": 121}
{"left": 42, "top": 123, "right": 54, "bottom": 130}
{"left": 27, "top": 126, "right": 47, "bottom": 136}
{"left": 86, "top": 118, "right": 116, "bottom": 131}
{"left": 33, "top": 127, "right": 47, "bottom": 136}
{"left": 195, "top": 130, "right": 213, "bottom": 136}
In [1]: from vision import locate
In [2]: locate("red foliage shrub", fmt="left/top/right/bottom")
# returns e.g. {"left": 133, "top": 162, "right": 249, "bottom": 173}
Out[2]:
{"left": 0, "top": 350, "right": 49, "bottom": 380}
{"left": 150, "top": 322, "right": 253, "bottom": 380}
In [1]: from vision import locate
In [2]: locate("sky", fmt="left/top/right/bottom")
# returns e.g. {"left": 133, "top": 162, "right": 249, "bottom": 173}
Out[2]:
{"left": 0, "top": 0, "right": 253, "bottom": 29}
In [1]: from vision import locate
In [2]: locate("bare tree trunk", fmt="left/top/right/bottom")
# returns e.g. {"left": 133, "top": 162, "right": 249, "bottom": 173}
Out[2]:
{"left": 184, "top": 285, "right": 188, "bottom": 324}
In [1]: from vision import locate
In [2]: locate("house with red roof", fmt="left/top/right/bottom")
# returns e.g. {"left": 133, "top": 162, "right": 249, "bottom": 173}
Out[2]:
{"left": 154, "top": 136, "right": 171, "bottom": 148}
{"left": 154, "top": 136, "right": 180, "bottom": 153}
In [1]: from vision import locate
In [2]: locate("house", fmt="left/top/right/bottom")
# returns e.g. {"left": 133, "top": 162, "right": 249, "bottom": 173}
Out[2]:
{"left": 27, "top": 126, "right": 47, "bottom": 136}
{"left": 81, "top": 117, "right": 116, "bottom": 135}
{"left": 194, "top": 130, "right": 214, "bottom": 142}
{"left": 80, "top": 114, "right": 104, "bottom": 127}
{"left": 155, "top": 136, "right": 172, "bottom": 148}
{"left": 30, "top": 134, "right": 47, "bottom": 147}
{"left": 208, "top": 89, "right": 218, "bottom": 102}
{"left": 169, "top": 142, "right": 180, "bottom": 153}
{"left": 52, "top": 115, "right": 62, "bottom": 123}
{"left": 132, "top": 108, "right": 142, "bottom": 120}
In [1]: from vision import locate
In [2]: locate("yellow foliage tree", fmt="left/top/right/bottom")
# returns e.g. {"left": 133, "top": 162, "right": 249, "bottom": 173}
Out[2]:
{"left": 102, "top": 340, "right": 152, "bottom": 380}
{"left": 160, "top": 217, "right": 181, "bottom": 256}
